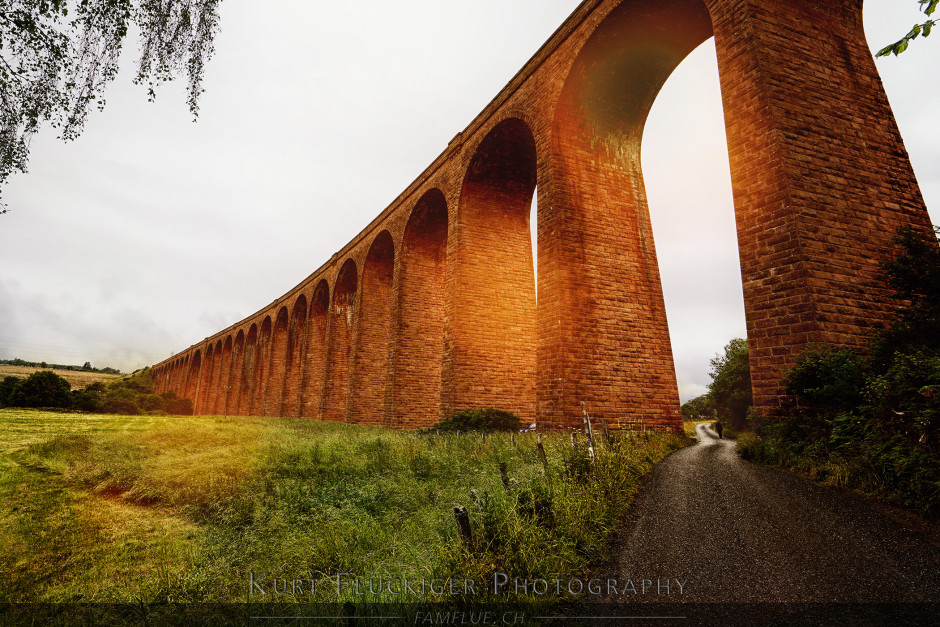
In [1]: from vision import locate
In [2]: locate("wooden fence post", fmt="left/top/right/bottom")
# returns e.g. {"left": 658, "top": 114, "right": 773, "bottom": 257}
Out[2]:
{"left": 537, "top": 434, "right": 549, "bottom": 474}
{"left": 454, "top": 506, "right": 472, "bottom": 550}
{"left": 499, "top": 462, "right": 511, "bottom": 492}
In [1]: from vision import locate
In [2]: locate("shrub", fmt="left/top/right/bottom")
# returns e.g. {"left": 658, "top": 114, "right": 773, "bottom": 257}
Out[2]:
{"left": 166, "top": 397, "right": 194, "bottom": 415}
{"left": 430, "top": 407, "right": 520, "bottom": 433}
{"left": 71, "top": 388, "right": 104, "bottom": 412}
{"left": 8, "top": 371, "right": 72, "bottom": 409}
{"left": 783, "top": 347, "right": 868, "bottom": 416}
{"left": 101, "top": 399, "right": 140, "bottom": 415}
{"left": 0, "top": 375, "right": 21, "bottom": 407}
{"left": 138, "top": 394, "right": 166, "bottom": 412}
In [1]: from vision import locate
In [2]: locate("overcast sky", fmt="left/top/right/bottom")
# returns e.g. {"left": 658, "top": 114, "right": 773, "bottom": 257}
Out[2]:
{"left": 1, "top": 0, "right": 937, "bottom": 402}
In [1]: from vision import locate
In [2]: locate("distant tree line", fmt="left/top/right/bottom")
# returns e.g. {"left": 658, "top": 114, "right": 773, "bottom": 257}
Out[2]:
{"left": 0, "top": 358, "right": 120, "bottom": 375}
{"left": 0, "top": 367, "right": 193, "bottom": 415}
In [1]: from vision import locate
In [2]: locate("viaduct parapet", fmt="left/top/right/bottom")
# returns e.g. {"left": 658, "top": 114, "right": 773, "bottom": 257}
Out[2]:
{"left": 152, "top": 0, "right": 933, "bottom": 431}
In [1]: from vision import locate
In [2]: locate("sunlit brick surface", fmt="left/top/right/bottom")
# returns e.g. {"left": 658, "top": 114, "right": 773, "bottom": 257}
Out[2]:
{"left": 152, "top": 0, "right": 931, "bottom": 429}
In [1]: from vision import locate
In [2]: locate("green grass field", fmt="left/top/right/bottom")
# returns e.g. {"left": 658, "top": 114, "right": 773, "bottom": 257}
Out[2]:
{"left": 0, "top": 409, "right": 690, "bottom": 608}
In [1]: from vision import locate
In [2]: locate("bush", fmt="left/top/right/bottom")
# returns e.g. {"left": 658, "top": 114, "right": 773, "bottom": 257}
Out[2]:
{"left": 138, "top": 394, "right": 166, "bottom": 412}
{"left": 429, "top": 407, "right": 521, "bottom": 433}
{"left": 101, "top": 399, "right": 140, "bottom": 415}
{"left": 165, "top": 397, "right": 194, "bottom": 415}
{"left": 8, "top": 371, "right": 72, "bottom": 409}
{"left": 71, "top": 388, "right": 104, "bottom": 412}
{"left": 0, "top": 376, "right": 21, "bottom": 407}
{"left": 783, "top": 347, "right": 868, "bottom": 416}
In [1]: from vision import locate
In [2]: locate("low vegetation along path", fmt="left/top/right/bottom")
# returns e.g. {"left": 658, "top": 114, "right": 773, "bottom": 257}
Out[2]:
{"left": 611, "top": 424, "right": 940, "bottom": 622}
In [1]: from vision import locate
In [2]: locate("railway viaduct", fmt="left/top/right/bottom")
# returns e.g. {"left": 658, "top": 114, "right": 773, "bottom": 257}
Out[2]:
{"left": 152, "top": 0, "right": 933, "bottom": 431}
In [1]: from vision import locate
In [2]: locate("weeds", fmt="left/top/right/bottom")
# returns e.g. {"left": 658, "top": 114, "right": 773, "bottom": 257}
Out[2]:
{"left": 0, "top": 409, "right": 689, "bottom": 605}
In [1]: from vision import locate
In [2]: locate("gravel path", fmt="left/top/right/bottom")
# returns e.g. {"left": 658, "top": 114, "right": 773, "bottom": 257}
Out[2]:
{"left": 605, "top": 423, "right": 940, "bottom": 625}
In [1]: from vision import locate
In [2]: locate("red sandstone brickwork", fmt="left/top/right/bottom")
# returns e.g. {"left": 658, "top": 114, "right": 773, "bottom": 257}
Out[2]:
{"left": 706, "top": 0, "right": 932, "bottom": 415}
{"left": 323, "top": 260, "right": 357, "bottom": 422}
{"left": 151, "top": 0, "right": 931, "bottom": 431}
{"left": 350, "top": 232, "right": 395, "bottom": 426}
{"left": 392, "top": 191, "right": 448, "bottom": 428}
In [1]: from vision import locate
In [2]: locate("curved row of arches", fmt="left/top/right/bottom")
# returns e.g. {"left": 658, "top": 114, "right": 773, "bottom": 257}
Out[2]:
{"left": 153, "top": 185, "right": 458, "bottom": 426}
{"left": 151, "top": 0, "right": 931, "bottom": 429}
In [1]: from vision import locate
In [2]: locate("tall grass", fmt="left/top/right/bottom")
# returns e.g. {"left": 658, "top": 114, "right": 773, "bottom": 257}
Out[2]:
{"left": 0, "top": 409, "right": 690, "bottom": 606}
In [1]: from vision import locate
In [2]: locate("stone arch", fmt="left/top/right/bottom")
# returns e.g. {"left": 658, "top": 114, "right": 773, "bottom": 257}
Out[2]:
{"left": 349, "top": 230, "right": 395, "bottom": 425}
{"left": 180, "top": 355, "right": 190, "bottom": 399}
{"left": 301, "top": 280, "right": 330, "bottom": 418}
{"left": 281, "top": 294, "right": 307, "bottom": 417}
{"left": 170, "top": 359, "right": 180, "bottom": 393}
{"left": 539, "top": 0, "right": 713, "bottom": 429}
{"left": 252, "top": 316, "right": 273, "bottom": 415}
{"left": 232, "top": 330, "right": 246, "bottom": 415}
{"left": 394, "top": 189, "right": 448, "bottom": 428}
{"left": 197, "top": 343, "right": 215, "bottom": 414}
{"left": 218, "top": 335, "right": 233, "bottom": 414}
{"left": 239, "top": 324, "right": 258, "bottom": 415}
{"left": 186, "top": 350, "right": 202, "bottom": 403}
{"left": 324, "top": 259, "right": 358, "bottom": 422}
{"left": 208, "top": 339, "right": 223, "bottom": 413}
{"left": 447, "top": 117, "right": 537, "bottom": 423}
{"left": 264, "top": 307, "right": 290, "bottom": 415}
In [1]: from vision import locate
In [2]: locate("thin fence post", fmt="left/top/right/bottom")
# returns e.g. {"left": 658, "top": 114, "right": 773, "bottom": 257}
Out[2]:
{"left": 601, "top": 417, "right": 611, "bottom": 444}
{"left": 454, "top": 506, "right": 472, "bottom": 550}
{"left": 571, "top": 432, "right": 577, "bottom": 448}
{"left": 581, "top": 402, "right": 596, "bottom": 459}
{"left": 537, "top": 434, "right": 549, "bottom": 474}
{"left": 499, "top": 462, "right": 511, "bottom": 492}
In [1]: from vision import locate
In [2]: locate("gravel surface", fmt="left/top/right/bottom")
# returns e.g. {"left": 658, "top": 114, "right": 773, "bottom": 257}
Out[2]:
{"left": 603, "top": 424, "right": 940, "bottom": 625}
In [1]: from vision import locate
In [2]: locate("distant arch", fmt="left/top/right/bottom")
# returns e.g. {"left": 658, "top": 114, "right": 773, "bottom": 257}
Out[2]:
{"left": 265, "top": 307, "right": 290, "bottom": 415}
{"left": 301, "top": 280, "right": 330, "bottom": 418}
{"left": 253, "top": 316, "right": 273, "bottom": 415}
{"left": 218, "top": 335, "right": 233, "bottom": 414}
{"left": 232, "top": 330, "right": 246, "bottom": 415}
{"left": 394, "top": 189, "right": 448, "bottom": 427}
{"left": 239, "top": 324, "right": 258, "bottom": 415}
{"left": 350, "top": 230, "right": 395, "bottom": 425}
{"left": 324, "top": 259, "right": 358, "bottom": 422}
{"left": 281, "top": 295, "right": 308, "bottom": 417}
{"left": 197, "top": 343, "right": 215, "bottom": 414}
{"left": 186, "top": 350, "right": 202, "bottom": 403}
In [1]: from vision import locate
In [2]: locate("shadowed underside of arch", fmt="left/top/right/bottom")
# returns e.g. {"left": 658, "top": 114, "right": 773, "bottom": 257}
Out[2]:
{"left": 152, "top": 0, "right": 932, "bottom": 431}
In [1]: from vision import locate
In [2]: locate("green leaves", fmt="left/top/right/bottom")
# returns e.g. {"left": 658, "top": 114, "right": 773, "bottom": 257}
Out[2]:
{"left": 0, "top": 0, "right": 222, "bottom": 211}
{"left": 876, "top": 1, "right": 937, "bottom": 57}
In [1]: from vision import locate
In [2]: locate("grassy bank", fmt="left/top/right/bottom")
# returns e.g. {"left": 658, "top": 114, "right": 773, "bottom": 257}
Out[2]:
{"left": 0, "top": 409, "right": 690, "bottom": 607}
{"left": 736, "top": 420, "right": 940, "bottom": 520}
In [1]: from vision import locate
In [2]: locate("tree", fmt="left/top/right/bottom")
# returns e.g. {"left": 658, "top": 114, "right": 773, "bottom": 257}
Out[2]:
{"left": 872, "top": 226, "right": 940, "bottom": 364}
{"left": 681, "top": 394, "right": 713, "bottom": 422}
{"left": 707, "top": 338, "right": 753, "bottom": 431}
{"left": 8, "top": 370, "right": 72, "bottom": 408}
{"left": 0, "top": 0, "right": 222, "bottom": 212}
{"left": 0, "top": 375, "right": 21, "bottom": 407}
{"left": 877, "top": 0, "right": 937, "bottom": 57}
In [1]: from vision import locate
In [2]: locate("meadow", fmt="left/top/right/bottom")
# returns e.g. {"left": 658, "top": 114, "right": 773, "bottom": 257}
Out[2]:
{"left": 0, "top": 409, "right": 690, "bottom": 613}
{"left": 0, "top": 365, "right": 123, "bottom": 391}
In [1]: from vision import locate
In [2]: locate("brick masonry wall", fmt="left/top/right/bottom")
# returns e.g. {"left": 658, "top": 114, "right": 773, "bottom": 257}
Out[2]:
{"left": 706, "top": 0, "right": 932, "bottom": 415}
{"left": 151, "top": 0, "right": 931, "bottom": 430}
